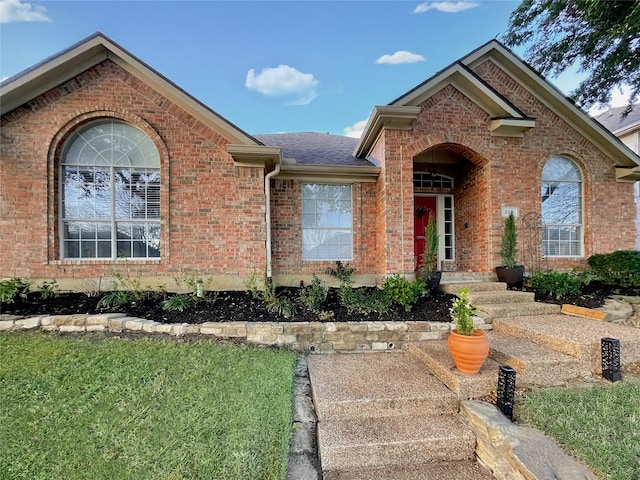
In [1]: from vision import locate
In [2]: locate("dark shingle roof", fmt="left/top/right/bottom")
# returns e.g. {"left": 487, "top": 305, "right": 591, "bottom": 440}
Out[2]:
{"left": 254, "top": 132, "right": 374, "bottom": 167}
{"left": 594, "top": 104, "right": 640, "bottom": 134}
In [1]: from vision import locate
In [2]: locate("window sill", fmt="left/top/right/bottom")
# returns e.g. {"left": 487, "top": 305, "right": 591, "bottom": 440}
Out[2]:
{"left": 51, "top": 258, "right": 161, "bottom": 265}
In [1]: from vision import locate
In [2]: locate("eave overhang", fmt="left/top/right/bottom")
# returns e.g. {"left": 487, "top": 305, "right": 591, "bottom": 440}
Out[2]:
{"left": 354, "top": 105, "right": 421, "bottom": 158}
{"left": 227, "top": 145, "right": 282, "bottom": 170}
{"left": 615, "top": 166, "right": 640, "bottom": 183}
{"left": 278, "top": 162, "right": 380, "bottom": 183}
{"left": 490, "top": 117, "right": 537, "bottom": 137}
{"left": 0, "top": 32, "right": 259, "bottom": 147}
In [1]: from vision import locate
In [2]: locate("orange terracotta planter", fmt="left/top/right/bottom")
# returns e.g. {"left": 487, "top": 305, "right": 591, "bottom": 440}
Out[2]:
{"left": 447, "top": 329, "right": 489, "bottom": 374}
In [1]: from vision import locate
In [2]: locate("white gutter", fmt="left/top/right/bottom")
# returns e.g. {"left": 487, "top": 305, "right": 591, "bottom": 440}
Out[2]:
{"left": 265, "top": 160, "right": 281, "bottom": 279}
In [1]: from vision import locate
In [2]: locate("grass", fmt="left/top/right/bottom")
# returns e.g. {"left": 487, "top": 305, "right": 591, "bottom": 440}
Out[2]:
{"left": 518, "top": 381, "right": 640, "bottom": 480}
{"left": 0, "top": 332, "right": 297, "bottom": 480}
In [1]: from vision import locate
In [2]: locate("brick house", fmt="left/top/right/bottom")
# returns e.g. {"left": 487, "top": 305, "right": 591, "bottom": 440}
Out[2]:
{"left": 1, "top": 33, "right": 639, "bottom": 291}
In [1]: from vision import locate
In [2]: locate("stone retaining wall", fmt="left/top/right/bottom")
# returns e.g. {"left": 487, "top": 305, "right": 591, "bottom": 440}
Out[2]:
{"left": 0, "top": 314, "right": 463, "bottom": 352}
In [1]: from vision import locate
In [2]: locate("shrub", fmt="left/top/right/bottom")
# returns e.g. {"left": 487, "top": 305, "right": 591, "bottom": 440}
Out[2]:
{"left": 162, "top": 295, "right": 195, "bottom": 312}
{"left": 382, "top": 274, "right": 426, "bottom": 312}
{"left": 527, "top": 270, "right": 586, "bottom": 300}
{"left": 38, "top": 280, "right": 59, "bottom": 299}
{"left": 245, "top": 270, "right": 296, "bottom": 319}
{"left": 98, "top": 290, "right": 132, "bottom": 309}
{"left": 338, "top": 286, "right": 391, "bottom": 315}
{"left": 326, "top": 261, "right": 355, "bottom": 284}
{"left": 0, "top": 278, "right": 31, "bottom": 304}
{"left": 499, "top": 212, "right": 519, "bottom": 268}
{"left": 299, "top": 275, "right": 329, "bottom": 313}
{"left": 588, "top": 251, "right": 640, "bottom": 289}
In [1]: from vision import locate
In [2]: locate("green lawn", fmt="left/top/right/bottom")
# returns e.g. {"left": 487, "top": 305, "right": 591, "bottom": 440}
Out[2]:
{"left": 518, "top": 381, "right": 640, "bottom": 480}
{"left": 0, "top": 332, "right": 296, "bottom": 480}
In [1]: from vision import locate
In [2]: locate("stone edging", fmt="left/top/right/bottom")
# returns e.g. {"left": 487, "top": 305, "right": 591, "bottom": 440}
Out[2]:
{"left": 461, "top": 400, "right": 597, "bottom": 480}
{"left": 0, "top": 313, "right": 489, "bottom": 352}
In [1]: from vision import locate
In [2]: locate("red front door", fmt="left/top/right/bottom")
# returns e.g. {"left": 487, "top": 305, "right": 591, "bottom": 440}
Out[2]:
{"left": 414, "top": 196, "right": 437, "bottom": 270}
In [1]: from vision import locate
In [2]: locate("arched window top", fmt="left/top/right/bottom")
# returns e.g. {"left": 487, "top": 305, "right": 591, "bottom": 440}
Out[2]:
{"left": 542, "top": 156, "right": 582, "bottom": 182}
{"left": 62, "top": 120, "right": 159, "bottom": 167}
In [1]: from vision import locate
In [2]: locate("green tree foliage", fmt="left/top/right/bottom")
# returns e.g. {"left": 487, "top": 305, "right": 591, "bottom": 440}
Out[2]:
{"left": 503, "top": 0, "right": 640, "bottom": 116}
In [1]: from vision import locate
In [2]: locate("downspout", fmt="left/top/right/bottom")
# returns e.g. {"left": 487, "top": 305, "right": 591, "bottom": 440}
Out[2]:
{"left": 265, "top": 160, "right": 281, "bottom": 279}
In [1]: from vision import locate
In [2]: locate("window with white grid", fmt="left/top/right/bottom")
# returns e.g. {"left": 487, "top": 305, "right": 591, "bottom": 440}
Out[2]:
{"left": 302, "top": 184, "right": 352, "bottom": 261}
{"left": 541, "top": 156, "right": 582, "bottom": 257}
{"left": 60, "top": 120, "right": 160, "bottom": 259}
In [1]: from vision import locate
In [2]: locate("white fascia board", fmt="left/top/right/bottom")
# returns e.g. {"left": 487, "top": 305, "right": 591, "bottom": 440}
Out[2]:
{"left": 227, "top": 144, "right": 281, "bottom": 169}
{"left": 354, "top": 105, "right": 421, "bottom": 158}
{"left": 615, "top": 166, "right": 640, "bottom": 182}
{"left": 490, "top": 117, "right": 536, "bottom": 137}
{"left": 278, "top": 163, "right": 380, "bottom": 183}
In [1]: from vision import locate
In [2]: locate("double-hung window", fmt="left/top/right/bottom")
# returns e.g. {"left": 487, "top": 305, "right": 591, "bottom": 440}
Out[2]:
{"left": 302, "top": 184, "right": 352, "bottom": 261}
{"left": 60, "top": 120, "right": 160, "bottom": 259}
{"left": 541, "top": 156, "right": 583, "bottom": 256}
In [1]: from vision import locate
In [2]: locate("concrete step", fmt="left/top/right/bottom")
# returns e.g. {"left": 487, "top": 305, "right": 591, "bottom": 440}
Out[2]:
{"left": 409, "top": 342, "right": 499, "bottom": 399}
{"left": 324, "top": 460, "right": 495, "bottom": 480}
{"left": 441, "top": 272, "right": 497, "bottom": 283}
{"left": 486, "top": 331, "right": 589, "bottom": 386}
{"left": 440, "top": 281, "right": 507, "bottom": 295}
{"left": 468, "top": 290, "right": 535, "bottom": 305}
{"left": 318, "top": 414, "right": 476, "bottom": 472}
{"left": 493, "top": 314, "right": 640, "bottom": 374}
{"left": 475, "top": 302, "right": 561, "bottom": 318}
{"left": 308, "top": 353, "right": 459, "bottom": 420}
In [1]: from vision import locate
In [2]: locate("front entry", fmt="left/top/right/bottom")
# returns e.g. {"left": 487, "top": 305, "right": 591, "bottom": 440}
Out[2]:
{"left": 414, "top": 196, "right": 437, "bottom": 270}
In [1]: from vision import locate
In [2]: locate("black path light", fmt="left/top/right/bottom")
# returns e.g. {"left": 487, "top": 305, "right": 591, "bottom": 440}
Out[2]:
{"left": 601, "top": 337, "right": 621, "bottom": 382}
{"left": 497, "top": 365, "right": 516, "bottom": 421}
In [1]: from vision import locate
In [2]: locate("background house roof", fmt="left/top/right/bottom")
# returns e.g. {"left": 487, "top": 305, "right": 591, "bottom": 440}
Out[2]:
{"left": 255, "top": 132, "right": 374, "bottom": 167}
{"left": 594, "top": 104, "right": 640, "bottom": 136}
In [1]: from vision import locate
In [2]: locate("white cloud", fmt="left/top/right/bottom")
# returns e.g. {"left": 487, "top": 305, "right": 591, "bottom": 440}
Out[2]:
{"left": 414, "top": 1, "right": 479, "bottom": 13}
{"left": 246, "top": 64, "right": 319, "bottom": 105}
{"left": 0, "top": 0, "right": 51, "bottom": 23}
{"left": 375, "top": 50, "right": 425, "bottom": 65}
{"left": 343, "top": 120, "right": 368, "bottom": 139}
{"left": 589, "top": 84, "right": 635, "bottom": 114}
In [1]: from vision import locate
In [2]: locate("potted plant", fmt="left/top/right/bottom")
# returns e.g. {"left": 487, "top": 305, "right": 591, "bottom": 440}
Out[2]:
{"left": 495, "top": 212, "right": 525, "bottom": 287}
{"left": 447, "top": 288, "right": 489, "bottom": 374}
{"left": 416, "top": 213, "right": 442, "bottom": 290}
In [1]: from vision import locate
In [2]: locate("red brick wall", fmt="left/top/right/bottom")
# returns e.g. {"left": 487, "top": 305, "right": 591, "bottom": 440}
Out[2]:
{"left": 269, "top": 179, "right": 377, "bottom": 277}
{"left": 0, "top": 60, "right": 266, "bottom": 285}
{"left": 369, "top": 67, "right": 636, "bottom": 275}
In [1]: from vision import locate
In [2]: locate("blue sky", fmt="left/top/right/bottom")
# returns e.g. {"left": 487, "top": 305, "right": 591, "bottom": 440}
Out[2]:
{"left": 0, "top": 0, "right": 629, "bottom": 137}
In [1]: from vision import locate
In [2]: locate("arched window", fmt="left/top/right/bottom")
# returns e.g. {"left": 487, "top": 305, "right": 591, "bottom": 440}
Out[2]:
{"left": 60, "top": 120, "right": 160, "bottom": 259}
{"left": 541, "top": 156, "right": 582, "bottom": 256}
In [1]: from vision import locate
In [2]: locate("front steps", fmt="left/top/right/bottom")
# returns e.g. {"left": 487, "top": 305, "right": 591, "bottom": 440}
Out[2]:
{"left": 308, "top": 353, "right": 494, "bottom": 479}
{"left": 441, "top": 280, "right": 561, "bottom": 319}
{"left": 410, "top": 280, "right": 640, "bottom": 399}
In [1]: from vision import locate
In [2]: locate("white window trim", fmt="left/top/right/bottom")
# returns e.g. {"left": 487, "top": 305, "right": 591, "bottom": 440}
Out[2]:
{"left": 59, "top": 120, "right": 160, "bottom": 260}
{"left": 302, "top": 184, "right": 353, "bottom": 262}
{"left": 541, "top": 157, "right": 584, "bottom": 258}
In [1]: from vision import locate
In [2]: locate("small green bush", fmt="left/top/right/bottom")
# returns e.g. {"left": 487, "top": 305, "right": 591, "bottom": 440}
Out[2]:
{"left": 0, "top": 278, "right": 31, "bottom": 304}
{"left": 98, "top": 290, "right": 133, "bottom": 309}
{"left": 588, "top": 250, "right": 640, "bottom": 289}
{"left": 338, "top": 286, "right": 391, "bottom": 315}
{"left": 38, "top": 279, "right": 59, "bottom": 299}
{"left": 299, "top": 275, "right": 329, "bottom": 313}
{"left": 326, "top": 261, "right": 355, "bottom": 284}
{"left": 245, "top": 270, "right": 296, "bottom": 318}
{"left": 527, "top": 270, "right": 587, "bottom": 300}
{"left": 382, "top": 274, "right": 426, "bottom": 312}
{"left": 162, "top": 295, "right": 195, "bottom": 312}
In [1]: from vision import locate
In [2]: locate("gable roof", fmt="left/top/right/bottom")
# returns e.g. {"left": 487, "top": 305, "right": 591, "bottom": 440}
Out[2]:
{"left": 355, "top": 39, "right": 640, "bottom": 177}
{"left": 0, "top": 32, "right": 260, "bottom": 146}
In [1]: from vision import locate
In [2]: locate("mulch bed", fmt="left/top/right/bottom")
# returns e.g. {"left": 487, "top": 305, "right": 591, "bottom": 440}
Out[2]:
{"left": 3, "top": 281, "right": 637, "bottom": 324}
{"left": 0, "top": 287, "right": 457, "bottom": 324}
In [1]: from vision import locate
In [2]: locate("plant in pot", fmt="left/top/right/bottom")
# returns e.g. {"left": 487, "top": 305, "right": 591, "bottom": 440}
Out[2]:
{"left": 416, "top": 213, "right": 442, "bottom": 290}
{"left": 495, "top": 212, "right": 525, "bottom": 288}
{"left": 447, "top": 288, "right": 489, "bottom": 374}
